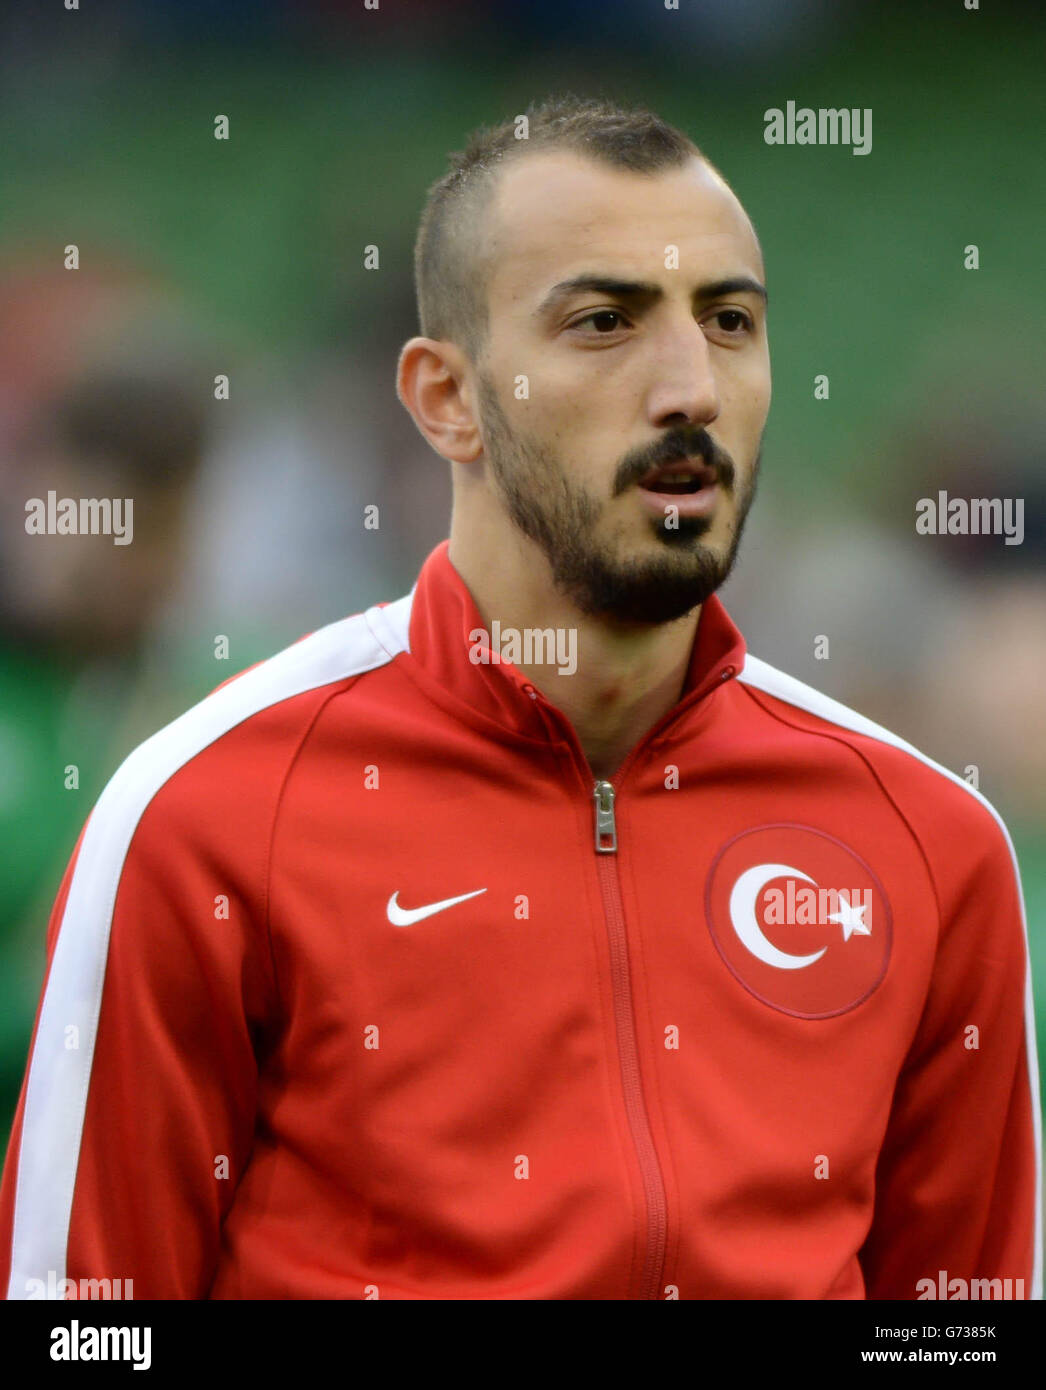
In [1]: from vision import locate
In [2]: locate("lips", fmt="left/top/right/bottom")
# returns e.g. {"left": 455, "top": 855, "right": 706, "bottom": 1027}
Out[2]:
{"left": 637, "top": 456, "right": 717, "bottom": 494}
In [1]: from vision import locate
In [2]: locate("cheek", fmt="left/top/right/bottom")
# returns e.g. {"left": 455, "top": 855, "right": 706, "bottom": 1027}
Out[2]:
{"left": 748, "top": 345, "right": 772, "bottom": 412}
{"left": 724, "top": 361, "right": 771, "bottom": 434}
{"left": 502, "top": 378, "right": 579, "bottom": 452}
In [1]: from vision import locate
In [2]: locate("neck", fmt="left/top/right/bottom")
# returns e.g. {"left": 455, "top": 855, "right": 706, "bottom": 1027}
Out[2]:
{"left": 449, "top": 516, "right": 700, "bottom": 783}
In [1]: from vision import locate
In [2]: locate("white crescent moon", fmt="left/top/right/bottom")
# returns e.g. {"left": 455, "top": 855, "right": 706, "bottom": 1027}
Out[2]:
{"left": 728, "top": 863, "right": 826, "bottom": 970}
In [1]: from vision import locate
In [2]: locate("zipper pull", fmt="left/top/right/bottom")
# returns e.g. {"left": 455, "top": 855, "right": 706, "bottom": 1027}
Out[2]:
{"left": 593, "top": 780, "right": 617, "bottom": 854}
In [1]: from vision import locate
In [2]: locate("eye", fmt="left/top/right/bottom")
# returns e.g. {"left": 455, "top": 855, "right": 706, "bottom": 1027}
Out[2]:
{"left": 705, "top": 308, "right": 753, "bottom": 336}
{"left": 570, "top": 308, "right": 631, "bottom": 334}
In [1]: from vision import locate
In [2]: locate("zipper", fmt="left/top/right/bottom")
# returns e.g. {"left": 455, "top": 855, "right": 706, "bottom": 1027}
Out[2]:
{"left": 591, "top": 779, "right": 669, "bottom": 1301}
{"left": 517, "top": 657, "right": 737, "bottom": 1297}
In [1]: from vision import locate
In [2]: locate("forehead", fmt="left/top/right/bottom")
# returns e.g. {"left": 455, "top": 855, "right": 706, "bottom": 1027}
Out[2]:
{"left": 482, "top": 150, "right": 763, "bottom": 310}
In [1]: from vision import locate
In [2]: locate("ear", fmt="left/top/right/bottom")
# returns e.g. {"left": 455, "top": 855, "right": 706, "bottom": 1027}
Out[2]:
{"left": 396, "top": 338, "right": 482, "bottom": 464}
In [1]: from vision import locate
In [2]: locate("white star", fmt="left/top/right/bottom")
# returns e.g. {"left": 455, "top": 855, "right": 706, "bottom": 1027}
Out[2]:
{"left": 827, "top": 891, "right": 871, "bottom": 942}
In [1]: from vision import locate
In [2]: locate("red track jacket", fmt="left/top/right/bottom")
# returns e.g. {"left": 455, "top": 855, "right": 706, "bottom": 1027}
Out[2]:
{"left": 1, "top": 540, "right": 1041, "bottom": 1299}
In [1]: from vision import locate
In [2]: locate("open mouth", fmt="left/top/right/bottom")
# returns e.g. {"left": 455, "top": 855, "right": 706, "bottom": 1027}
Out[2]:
{"left": 637, "top": 458, "right": 717, "bottom": 494}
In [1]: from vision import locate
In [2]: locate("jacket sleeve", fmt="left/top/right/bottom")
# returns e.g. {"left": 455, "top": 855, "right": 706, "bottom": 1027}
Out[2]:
{"left": 0, "top": 738, "right": 279, "bottom": 1301}
{"left": 859, "top": 792, "right": 1042, "bottom": 1300}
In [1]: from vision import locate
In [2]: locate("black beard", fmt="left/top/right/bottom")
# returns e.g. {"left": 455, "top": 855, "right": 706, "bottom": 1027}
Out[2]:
{"left": 476, "top": 372, "right": 760, "bottom": 625}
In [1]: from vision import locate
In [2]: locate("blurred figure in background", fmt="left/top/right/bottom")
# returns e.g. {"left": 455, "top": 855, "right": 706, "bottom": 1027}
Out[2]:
{"left": 0, "top": 331, "right": 209, "bottom": 1151}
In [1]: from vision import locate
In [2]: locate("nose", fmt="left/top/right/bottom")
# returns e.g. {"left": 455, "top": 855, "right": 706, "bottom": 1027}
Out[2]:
{"left": 644, "top": 317, "right": 721, "bottom": 430}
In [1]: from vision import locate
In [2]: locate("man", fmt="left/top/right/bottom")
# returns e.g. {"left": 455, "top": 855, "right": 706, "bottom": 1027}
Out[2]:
{"left": 1, "top": 96, "right": 1040, "bottom": 1300}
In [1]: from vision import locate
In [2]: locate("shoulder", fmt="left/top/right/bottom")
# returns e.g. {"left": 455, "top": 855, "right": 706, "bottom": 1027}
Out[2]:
{"left": 77, "top": 593, "right": 414, "bottom": 875}
{"left": 736, "top": 652, "right": 1018, "bottom": 871}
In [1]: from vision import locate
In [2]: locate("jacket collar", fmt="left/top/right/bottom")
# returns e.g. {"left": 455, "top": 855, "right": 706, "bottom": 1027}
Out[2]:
{"left": 404, "top": 540, "right": 746, "bottom": 743}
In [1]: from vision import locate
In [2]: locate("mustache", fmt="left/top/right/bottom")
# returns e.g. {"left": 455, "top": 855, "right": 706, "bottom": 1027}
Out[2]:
{"left": 613, "top": 428, "right": 736, "bottom": 496}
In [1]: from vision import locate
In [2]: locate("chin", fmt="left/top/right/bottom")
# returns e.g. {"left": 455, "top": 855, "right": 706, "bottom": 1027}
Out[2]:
{"left": 567, "top": 550, "right": 731, "bottom": 626}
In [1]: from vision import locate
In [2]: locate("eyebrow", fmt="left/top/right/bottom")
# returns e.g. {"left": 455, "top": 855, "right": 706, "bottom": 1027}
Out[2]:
{"left": 535, "top": 273, "right": 768, "bottom": 319}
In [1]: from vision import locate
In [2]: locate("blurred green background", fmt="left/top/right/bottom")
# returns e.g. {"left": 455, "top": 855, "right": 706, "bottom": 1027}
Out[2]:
{"left": 1, "top": 0, "right": 1043, "bottom": 1230}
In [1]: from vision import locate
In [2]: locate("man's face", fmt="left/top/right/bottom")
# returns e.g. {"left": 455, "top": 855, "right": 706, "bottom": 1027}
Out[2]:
{"left": 472, "top": 150, "right": 770, "bottom": 624}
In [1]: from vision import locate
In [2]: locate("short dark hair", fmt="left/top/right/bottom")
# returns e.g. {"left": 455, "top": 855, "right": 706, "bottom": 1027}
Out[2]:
{"left": 413, "top": 95, "right": 707, "bottom": 360}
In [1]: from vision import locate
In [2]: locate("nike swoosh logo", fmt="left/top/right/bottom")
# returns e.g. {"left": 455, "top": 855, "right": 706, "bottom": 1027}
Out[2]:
{"left": 386, "top": 887, "right": 487, "bottom": 926}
